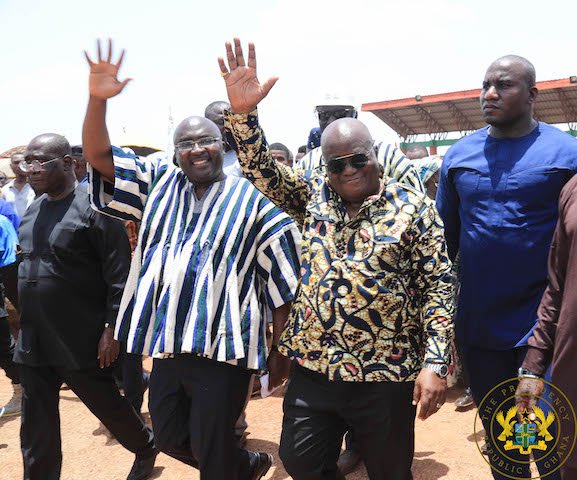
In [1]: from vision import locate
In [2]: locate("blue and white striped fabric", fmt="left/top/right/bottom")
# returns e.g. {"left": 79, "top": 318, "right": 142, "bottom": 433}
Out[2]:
{"left": 88, "top": 147, "right": 301, "bottom": 371}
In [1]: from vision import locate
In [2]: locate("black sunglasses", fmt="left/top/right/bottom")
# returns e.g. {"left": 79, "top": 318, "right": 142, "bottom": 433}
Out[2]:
{"left": 326, "top": 151, "right": 371, "bottom": 174}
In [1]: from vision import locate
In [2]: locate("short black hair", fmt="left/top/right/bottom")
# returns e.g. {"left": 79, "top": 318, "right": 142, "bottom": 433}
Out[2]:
{"left": 297, "top": 145, "right": 307, "bottom": 154}
{"left": 269, "top": 142, "right": 290, "bottom": 159}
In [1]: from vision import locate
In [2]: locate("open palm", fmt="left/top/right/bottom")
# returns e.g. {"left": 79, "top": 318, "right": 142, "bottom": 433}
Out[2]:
{"left": 218, "top": 38, "right": 278, "bottom": 113}
{"left": 84, "top": 39, "right": 131, "bottom": 100}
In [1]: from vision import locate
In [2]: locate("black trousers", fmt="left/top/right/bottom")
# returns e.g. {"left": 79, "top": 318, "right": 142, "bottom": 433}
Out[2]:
{"left": 19, "top": 364, "right": 154, "bottom": 480}
{"left": 114, "top": 350, "right": 148, "bottom": 415}
{"left": 464, "top": 346, "right": 560, "bottom": 480}
{"left": 0, "top": 315, "right": 19, "bottom": 384}
{"left": 0, "top": 261, "right": 19, "bottom": 312}
{"left": 149, "top": 355, "right": 254, "bottom": 480}
{"left": 280, "top": 366, "right": 416, "bottom": 480}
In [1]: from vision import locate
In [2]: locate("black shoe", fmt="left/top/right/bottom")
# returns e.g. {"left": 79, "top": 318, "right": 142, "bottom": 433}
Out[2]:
{"left": 337, "top": 449, "right": 362, "bottom": 476}
{"left": 248, "top": 452, "right": 273, "bottom": 480}
{"left": 126, "top": 448, "right": 158, "bottom": 480}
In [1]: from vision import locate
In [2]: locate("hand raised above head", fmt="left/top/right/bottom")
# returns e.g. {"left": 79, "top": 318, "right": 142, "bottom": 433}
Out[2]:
{"left": 218, "top": 38, "right": 278, "bottom": 114}
{"left": 84, "top": 38, "right": 132, "bottom": 101}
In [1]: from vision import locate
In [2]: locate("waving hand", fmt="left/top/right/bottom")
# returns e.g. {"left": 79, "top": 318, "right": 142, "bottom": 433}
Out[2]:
{"left": 218, "top": 38, "right": 278, "bottom": 113}
{"left": 84, "top": 39, "right": 132, "bottom": 100}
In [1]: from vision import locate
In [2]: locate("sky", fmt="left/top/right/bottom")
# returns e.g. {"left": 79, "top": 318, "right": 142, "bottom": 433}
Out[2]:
{"left": 1, "top": 0, "right": 577, "bottom": 155}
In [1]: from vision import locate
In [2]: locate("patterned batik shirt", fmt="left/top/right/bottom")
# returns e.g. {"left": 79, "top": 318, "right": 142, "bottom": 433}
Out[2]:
{"left": 88, "top": 148, "right": 301, "bottom": 371}
{"left": 296, "top": 143, "right": 425, "bottom": 193}
{"left": 225, "top": 110, "right": 454, "bottom": 382}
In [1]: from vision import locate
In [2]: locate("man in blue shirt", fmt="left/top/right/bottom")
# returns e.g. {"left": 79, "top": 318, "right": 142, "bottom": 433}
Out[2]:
{"left": 0, "top": 214, "right": 20, "bottom": 418}
{"left": 437, "top": 55, "right": 577, "bottom": 480}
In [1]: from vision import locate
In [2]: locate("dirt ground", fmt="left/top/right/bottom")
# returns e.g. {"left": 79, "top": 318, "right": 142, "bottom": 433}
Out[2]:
{"left": 0, "top": 359, "right": 493, "bottom": 480}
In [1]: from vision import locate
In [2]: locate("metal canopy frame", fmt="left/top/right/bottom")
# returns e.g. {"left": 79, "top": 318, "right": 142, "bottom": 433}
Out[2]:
{"left": 362, "top": 77, "right": 577, "bottom": 149}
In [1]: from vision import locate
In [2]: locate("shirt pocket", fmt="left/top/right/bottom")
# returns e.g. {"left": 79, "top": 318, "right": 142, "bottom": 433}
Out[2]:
{"left": 50, "top": 225, "right": 83, "bottom": 258}
{"left": 510, "top": 168, "right": 572, "bottom": 199}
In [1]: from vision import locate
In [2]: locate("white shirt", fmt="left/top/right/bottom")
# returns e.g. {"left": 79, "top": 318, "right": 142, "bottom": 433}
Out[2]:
{"left": 1, "top": 181, "right": 36, "bottom": 219}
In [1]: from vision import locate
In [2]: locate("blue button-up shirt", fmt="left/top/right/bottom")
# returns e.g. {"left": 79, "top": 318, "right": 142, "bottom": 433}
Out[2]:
{"left": 437, "top": 123, "right": 577, "bottom": 349}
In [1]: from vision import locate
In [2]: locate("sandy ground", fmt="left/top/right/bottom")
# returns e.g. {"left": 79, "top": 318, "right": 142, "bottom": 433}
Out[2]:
{"left": 0, "top": 358, "right": 496, "bottom": 480}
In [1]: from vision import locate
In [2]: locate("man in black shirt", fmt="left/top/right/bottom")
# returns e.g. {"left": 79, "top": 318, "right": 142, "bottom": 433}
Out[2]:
{"left": 14, "top": 133, "right": 157, "bottom": 480}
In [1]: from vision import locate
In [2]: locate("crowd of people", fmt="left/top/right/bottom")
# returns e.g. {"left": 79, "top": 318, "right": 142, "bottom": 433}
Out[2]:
{"left": 1, "top": 37, "right": 576, "bottom": 480}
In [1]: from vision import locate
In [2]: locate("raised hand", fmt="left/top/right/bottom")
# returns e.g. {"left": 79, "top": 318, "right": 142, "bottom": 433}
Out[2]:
{"left": 218, "top": 38, "right": 278, "bottom": 113}
{"left": 84, "top": 39, "right": 132, "bottom": 100}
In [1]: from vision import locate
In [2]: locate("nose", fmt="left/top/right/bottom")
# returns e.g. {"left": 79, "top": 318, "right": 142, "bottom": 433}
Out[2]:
{"left": 341, "top": 160, "right": 357, "bottom": 175}
{"left": 190, "top": 142, "right": 205, "bottom": 153}
{"left": 484, "top": 85, "right": 498, "bottom": 99}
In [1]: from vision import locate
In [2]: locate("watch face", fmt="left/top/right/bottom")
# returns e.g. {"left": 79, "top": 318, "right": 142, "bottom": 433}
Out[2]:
{"left": 439, "top": 364, "right": 449, "bottom": 377}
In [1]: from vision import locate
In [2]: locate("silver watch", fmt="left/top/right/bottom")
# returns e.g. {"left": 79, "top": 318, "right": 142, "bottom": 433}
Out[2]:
{"left": 423, "top": 362, "right": 449, "bottom": 378}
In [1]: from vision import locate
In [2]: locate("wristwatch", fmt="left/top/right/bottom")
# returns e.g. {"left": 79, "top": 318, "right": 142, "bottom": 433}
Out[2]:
{"left": 423, "top": 362, "right": 449, "bottom": 378}
{"left": 518, "top": 367, "right": 541, "bottom": 379}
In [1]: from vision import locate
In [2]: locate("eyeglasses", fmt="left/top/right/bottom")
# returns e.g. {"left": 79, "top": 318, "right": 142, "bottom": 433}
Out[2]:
{"left": 20, "top": 156, "right": 64, "bottom": 173}
{"left": 174, "top": 137, "right": 220, "bottom": 152}
{"left": 316, "top": 108, "right": 356, "bottom": 123}
{"left": 326, "top": 149, "right": 372, "bottom": 174}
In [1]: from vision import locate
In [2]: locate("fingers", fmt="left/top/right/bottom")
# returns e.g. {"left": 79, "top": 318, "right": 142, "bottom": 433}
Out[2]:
{"left": 412, "top": 381, "right": 421, "bottom": 407}
{"left": 418, "top": 395, "right": 434, "bottom": 420}
{"left": 261, "top": 77, "right": 279, "bottom": 98}
{"left": 119, "top": 78, "right": 132, "bottom": 90}
{"left": 247, "top": 42, "right": 256, "bottom": 69}
{"left": 97, "top": 38, "right": 102, "bottom": 63}
{"left": 84, "top": 50, "right": 94, "bottom": 66}
{"left": 114, "top": 48, "right": 126, "bottom": 70}
{"left": 217, "top": 57, "right": 229, "bottom": 78}
{"left": 233, "top": 37, "right": 245, "bottom": 67}
{"left": 87, "top": 39, "right": 125, "bottom": 67}
{"left": 225, "top": 41, "right": 237, "bottom": 70}
{"left": 98, "top": 349, "right": 105, "bottom": 369}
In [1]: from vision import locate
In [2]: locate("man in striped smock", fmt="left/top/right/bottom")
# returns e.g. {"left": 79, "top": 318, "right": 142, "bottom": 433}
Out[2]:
{"left": 82, "top": 41, "right": 301, "bottom": 480}
{"left": 296, "top": 98, "right": 424, "bottom": 194}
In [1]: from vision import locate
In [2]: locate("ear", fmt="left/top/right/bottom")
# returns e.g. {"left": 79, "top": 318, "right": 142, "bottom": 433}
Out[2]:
{"left": 172, "top": 153, "right": 180, "bottom": 167}
{"left": 528, "top": 86, "right": 538, "bottom": 105}
{"left": 62, "top": 154, "right": 74, "bottom": 171}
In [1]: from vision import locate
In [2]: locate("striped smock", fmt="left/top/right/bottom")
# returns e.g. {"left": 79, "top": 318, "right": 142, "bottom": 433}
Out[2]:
{"left": 88, "top": 148, "right": 301, "bottom": 371}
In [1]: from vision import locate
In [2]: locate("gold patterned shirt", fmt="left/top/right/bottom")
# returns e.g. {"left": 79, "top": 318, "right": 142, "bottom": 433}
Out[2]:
{"left": 225, "top": 110, "right": 454, "bottom": 382}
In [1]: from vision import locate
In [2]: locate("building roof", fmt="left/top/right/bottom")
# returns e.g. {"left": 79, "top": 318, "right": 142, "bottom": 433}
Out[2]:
{"left": 0, "top": 145, "right": 26, "bottom": 159}
{"left": 361, "top": 77, "right": 577, "bottom": 140}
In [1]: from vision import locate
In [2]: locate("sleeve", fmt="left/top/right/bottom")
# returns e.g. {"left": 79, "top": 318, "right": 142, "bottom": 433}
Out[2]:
{"left": 435, "top": 154, "right": 460, "bottom": 261}
{"left": 88, "top": 209, "right": 132, "bottom": 328}
{"left": 224, "top": 110, "right": 311, "bottom": 225}
{"left": 378, "top": 143, "right": 425, "bottom": 193}
{"left": 0, "top": 202, "right": 20, "bottom": 231}
{"left": 410, "top": 201, "right": 455, "bottom": 364}
{"left": 254, "top": 200, "right": 301, "bottom": 309}
{"left": 88, "top": 146, "right": 165, "bottom": 222}
{"left": 522, "top": 186, "right": 573, "bottom": 375}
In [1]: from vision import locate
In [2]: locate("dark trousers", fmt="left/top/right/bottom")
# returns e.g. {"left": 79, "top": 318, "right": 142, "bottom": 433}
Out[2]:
{"left": 149, "top": 355, "right": 253, "bottom": 480}
{"left": 19, "top": 364, "right": 154, "bottom": 480}
{"left": 280, "top": 365, "right": 416, "bottom": 480}
{"left": 464, "top": 346, "right": 560, "bottom": 480}
{"left": 0, "top": 316, "right": 19, "bottom": 384}
{"left": 114, "top": 350, "right": 148, "bottom": 415}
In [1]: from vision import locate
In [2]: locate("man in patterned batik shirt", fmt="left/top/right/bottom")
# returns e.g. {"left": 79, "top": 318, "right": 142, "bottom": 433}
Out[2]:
{"left": 219, "top": 39, "right": 454, "bottom": 480}
{"left": 81, "top": 40, "right": 301, "bottom": 480}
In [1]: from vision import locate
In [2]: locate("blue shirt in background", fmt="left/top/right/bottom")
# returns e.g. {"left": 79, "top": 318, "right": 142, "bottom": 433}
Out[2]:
{"left": 0, "top": 197, "right": 20, "bottom": 232}
{"left": 0, "top": 214, "right": 18, "bottom": 268}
